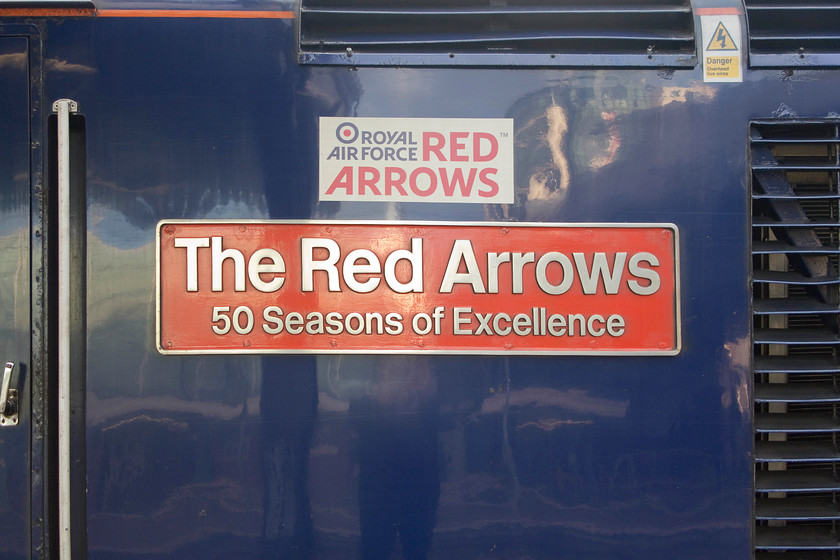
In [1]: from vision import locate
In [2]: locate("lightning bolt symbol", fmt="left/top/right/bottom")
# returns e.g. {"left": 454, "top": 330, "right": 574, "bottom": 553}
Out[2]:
{"left": 717, "top": 27, "right": 728, "bottom": 49}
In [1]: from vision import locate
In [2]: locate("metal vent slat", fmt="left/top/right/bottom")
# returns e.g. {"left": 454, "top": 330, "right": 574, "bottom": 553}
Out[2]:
{"left": 302, "top": 5, "right": 693, "bottom": 17}
{"left": 756, "top": 526, "right": 840, "bottom": 550}
{"left": 753, "top": 218, "right": 840, "bottom": 227}
{"left": 303, "top": 29, "right": 691, "bottom": 48}
{"left": 752, "top": 195, "right": 840, "bottom": 201}
{"left": 299, "top": 0, "right": 696, "bottom": 67}
{"left": 753, "top": 327, "right": 840, "bottom": 344}
{"left": 302, "top": 3, "right": 693, "bottom": 12}
{"left": 753, "top": 35, "right": 840, "bottom": 42}
{"left": 757, "top": 470, "right": 840, "bottom": 493}
{"left": 752, "top": 241, "right": 840, "bottom": 255}
{"left": 745, "top": 1, "right": 840, "bottom": 67}
{"left": 752, "top": 120, "right": 840, "bottom": 558}
{"left": 755, "top": 441, "right": 840, "bottom": 463}
{"left": 752, "top": 137, "right": 840, "bottom": 144}
{"left": 757, "top": 552, "right": 840, "bottom": 560}
{"left": 754, "top": 297, "right": 840, "bottom": 314}
{"left": 748, "top": 4, "right": 840, "bottom": 10}
{"left": 756, "top": 498, "right": 840, "bottom": 521}
{"left": 755, "top": 412, "right": 840, "bottom": 432}
{"left": 753, "top": 270, "right": 840, "bottom": 285}
{"left": 754, "top": 355, "right": 840, "bottom": 373}
{"left": 752, "top": 160, "right": 840, "bottom": 171}
{"left": 755, "top": 382, "right": 840, "bottom": 403}
{"left": 752, "top": 136, "right": 840, "bottom": 143}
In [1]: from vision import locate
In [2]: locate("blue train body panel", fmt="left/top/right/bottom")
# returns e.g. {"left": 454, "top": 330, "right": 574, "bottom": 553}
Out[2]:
{"left": 3, "top": 0, "right": 837, "bottom": 558}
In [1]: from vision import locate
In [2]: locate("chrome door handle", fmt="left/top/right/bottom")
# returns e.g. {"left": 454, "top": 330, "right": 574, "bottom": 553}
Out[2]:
{"left": 1, "top": 361, "right": 18, "bottom": 426}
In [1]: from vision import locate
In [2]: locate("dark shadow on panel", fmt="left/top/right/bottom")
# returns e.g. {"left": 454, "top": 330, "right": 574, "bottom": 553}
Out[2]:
{"left": 260, "top": 356, "right": 318, "bottom": 560}
{"left": 349, "top": 356, "right": 440, "bottom": 560}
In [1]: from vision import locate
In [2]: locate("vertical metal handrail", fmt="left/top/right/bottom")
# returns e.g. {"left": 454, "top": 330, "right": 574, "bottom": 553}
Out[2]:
{"left": 53, "top": 98, "right": 78, "bottom": 560}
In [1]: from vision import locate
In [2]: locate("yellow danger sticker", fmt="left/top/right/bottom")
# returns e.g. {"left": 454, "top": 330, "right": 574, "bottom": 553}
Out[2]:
{"left": 701, "top": 15, "right": 742, "bottom": 82}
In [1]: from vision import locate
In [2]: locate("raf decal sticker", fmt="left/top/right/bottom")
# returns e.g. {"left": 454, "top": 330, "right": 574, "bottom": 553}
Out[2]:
{"left": 319, "top": 117, "right": 514, "bottom": 204}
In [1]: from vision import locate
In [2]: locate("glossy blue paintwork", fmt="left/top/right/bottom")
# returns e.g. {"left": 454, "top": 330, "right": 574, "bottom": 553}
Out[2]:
{"left": 10, "top": 0, "right": 840, "bottom": 557}
{"left": 0, "top": 35, "right": 32, "bottom": 560}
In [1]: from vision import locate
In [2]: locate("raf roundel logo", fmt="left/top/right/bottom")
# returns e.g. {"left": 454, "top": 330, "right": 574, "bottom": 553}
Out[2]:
{"left": 336, "top": 122, "right": 359, "bottom": 144}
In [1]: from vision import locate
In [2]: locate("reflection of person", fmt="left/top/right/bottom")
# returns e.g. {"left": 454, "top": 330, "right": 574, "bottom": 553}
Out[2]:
{"left": 351, "top": 356, "right": 440, "bottom": 560}
{"left": 260, "top": 356, "right": 318, "bottom": 560}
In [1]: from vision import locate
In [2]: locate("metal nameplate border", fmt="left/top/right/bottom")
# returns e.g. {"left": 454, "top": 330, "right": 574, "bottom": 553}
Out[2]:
{"left": 156, "top": 219, "right": 681, "bottom": 356}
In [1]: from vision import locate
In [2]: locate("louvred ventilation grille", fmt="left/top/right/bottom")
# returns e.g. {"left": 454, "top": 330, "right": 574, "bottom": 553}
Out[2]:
{"left": 752, "top": 121, "right": 840, "bottom": 558}
{"left": 298, "top": 0, "right": 696, "bottom": 67}
{"left": 745, "top": 0, "right": 840, "bottom": 67}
